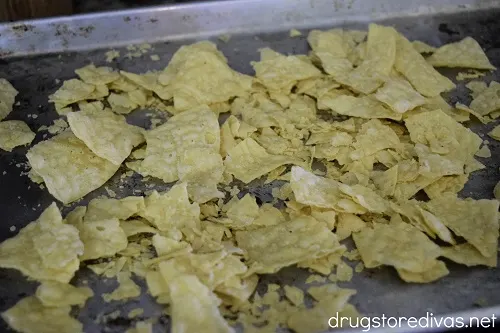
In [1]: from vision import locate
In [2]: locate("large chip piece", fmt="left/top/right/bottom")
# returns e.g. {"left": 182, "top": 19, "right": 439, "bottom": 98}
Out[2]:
{"left": 469, "top": 81, "right": 500, "bottom": 116}
{"left": 353, "top": 221, "right": 441, "bottom": 273}
{"left": 404, "top": 109, "right": 482, "bottom": 175}
{"left": 374, "top": 77, "right": 426, "bottom": 114}
{"left": 394, "top": 33, "right": 455, "bottom": 97}
{"left": 0, "top": 78, "right": 18, "bottom": 121}
{"left": 49, "top": 79, "right": 96, "bottom": 108}
{"left": 0, "top": 203, "right": 83, "bottom": 283}
{"left": 425, "top": 193, "right": 499, "bottom": 259}
{"left": 75, "top": 64, "right": 120, "bottom": 85}
{"left": 36, "top": 281, "right": 94, "bottom": 307}
{"left": 67, "top": 109, "right": 144, "bottom": 165}
{"left": 427, "top": 37, "right": 495, "bottom": 70}
{"left": 320, "top": 95, "right": 402, "bottom": 120}
{"left": 235, "top": 216, "right": 343, "bottom": 274}
{"left": 252, "top": 48, "right": 321, "bottom": 93}
{"left": 167, "top": 47, "right": 252, "bottom": 111}
{"left": 0, "top": 120, "right": 35, "bottom": 151}
{"left": 224, "top": 138, "right": 298, "bottom": 183}
{"left": 169, "top": 275, "right": 234, "bottom": 333}
{"left": 1, "top": 296, "right": 83, "bottom": 333}
{"left": 138, "top": 183, "right": 200, "bottom": 232}
{"left": 26, "top": 131, "right": 119, "bottom": 204}
{"left": 140, "top": 106, "right": 223, "bottom": 201}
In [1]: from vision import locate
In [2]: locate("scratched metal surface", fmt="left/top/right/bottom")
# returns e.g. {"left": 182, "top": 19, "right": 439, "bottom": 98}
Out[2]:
{"left": 1, "top": 1, "right": 500, "bottom": 333}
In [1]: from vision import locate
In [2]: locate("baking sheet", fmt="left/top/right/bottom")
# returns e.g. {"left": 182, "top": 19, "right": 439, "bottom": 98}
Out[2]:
{"left": 1, "top": 1, "right": 500, "bottom": 332}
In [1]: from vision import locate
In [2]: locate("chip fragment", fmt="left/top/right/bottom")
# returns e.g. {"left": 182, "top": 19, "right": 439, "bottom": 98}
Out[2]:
{"left": 0, "top": 120, "right": 35, "bottom": 151}
{"left": 427, "top": 37, "right": 495, "bottom": 70}
{"left": 36, "top": 281, "right": 94, "bottom": 307}
{"left": 0, "top": 78, "right": 18, "bottom": 121}
{"left": 27, "top": 131, "right": 119, "bottom": 203}
{"left": 67, "top": 109, "right": 144, "bottom": 165}
{"left": 0, "top": 203, "right": 83, "bottom": 283}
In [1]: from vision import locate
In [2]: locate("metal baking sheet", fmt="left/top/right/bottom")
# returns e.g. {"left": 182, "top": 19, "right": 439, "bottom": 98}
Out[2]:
{"left": 1, "top": 1, "right": 500, "bottom": 332}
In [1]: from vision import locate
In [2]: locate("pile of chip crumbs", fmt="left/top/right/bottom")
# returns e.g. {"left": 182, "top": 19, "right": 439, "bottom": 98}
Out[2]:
{"left": 0, "top": 23, "right": 500, "bottom": 333}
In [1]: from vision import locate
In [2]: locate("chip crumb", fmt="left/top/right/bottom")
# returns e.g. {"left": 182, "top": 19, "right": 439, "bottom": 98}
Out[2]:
{"left": 305, "top": 274, "right": 327, "bottom": 284}
{"left": 290, "top": 29, "right": 302, "bottom": 37}
{"left": 218, "top": 34, "right": 231, "bottom": 43}
{"left": 354, "top": 262, "right": 364, "bottom": 273}
{"left": 150, "top": 54, "right": 160, "bottom": 61}
{"left": 336, "top": 261, "right": 353, "bottom": 281}
{"left": 9, "top": 226, "right": 16, "bottom": 232}
{"left": 475, "top": 144, "right": 491, "bottom": 158}
{"left": 127, "top": 308, "right": 144, "bottom": 319}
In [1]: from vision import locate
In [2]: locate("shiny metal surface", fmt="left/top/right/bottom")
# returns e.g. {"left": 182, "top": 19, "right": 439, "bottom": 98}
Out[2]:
{"left": 1, "top": 1, "right": 500, "bottom": 332}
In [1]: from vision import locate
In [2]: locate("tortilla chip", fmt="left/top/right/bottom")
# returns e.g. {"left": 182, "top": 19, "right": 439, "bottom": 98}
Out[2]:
{"left": 441, "top": 243, "right": 496, "bottom": 267}
{"left": 139, "top": 183, "right": 200, "bottom": 232}
{"left": 67, "top": 109, "right": 144, "bottom": 165}
{"left": 327, "top": 93, "right": 403, "bottom": 120}
{"left": 425, "top": 193, "right": 499, "bottom": 258}
{"left": 169, "top": 275, "right": 234, "bottom": 333}
{"left": 394, "top": 33, "right": 455, "bottom": 97}
{"left": 353, "top": 221, "right": 441, "bottom": 273}
{"left": 252, "top": 48, "right": 321, "bottom": 92}
{"left": 374, "top": 77, "right": 426, "bottom": 113}
{"left": 336, "top": 213, "right": 366, "bottom": 240}
{"left": 351, "top": 119, "right": 401, "bottom": 159}
{"left": 75, "top": 64, "right": 120, "bottom": 85}
{"left": 469, "top": 81, "right": 500, "bottom": 115}
{"left": 49, "top": 79, "right": 96, "bottom": 109}
{"left": 85, "top": 196, "right": 145, "bottom": 221}
{"left": 235, "top": 216, "right": 342, "bottom": 274}
{"left": 36, "top": 281, "right": 93, "bottom": 307}
{"left": 412, "top": 40, "right": 436, "bottom": 53}
{"left": 0, "top": 120, "right": 35, "bottom": 151}
{"left": 0, "top": 78, "right": 18, "bottom": 121}
{"left": 225, "top": 138, "right": 298, "bottom": 183}
{"left": 0, "top": 203, "right": 82, "bottom": 283}
{"left": 427, "top": 37, "right": 495, "bottom": 70}
{"left": 466, "top": 80, "right": 488, "bottom": 98}
{"left": 27, "top": 131, "right": 119, "bottom": 204}
{"left": 424, "top": 174, "right": 468, "bottom": 200}
{"left": 371, "top": 165, "right": 398, "bottom": 197}
{"left": 488, "top": 124, "right": 500, "bottom": 140}
{"left": 103, "top": 272, "right": 141, "bottom": 302}
{"left": 396, "top": 260, "right": 449, "bottom": 283}
{"left": 2, "top": 296, "right": 83, "bottom": 333}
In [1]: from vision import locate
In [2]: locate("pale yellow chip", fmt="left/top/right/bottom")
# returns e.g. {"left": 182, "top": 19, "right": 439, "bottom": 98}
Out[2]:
{"left": 67, "top": 109, "right": 144, "bottom": 165}
{"left": 138, "top": 183, "right": 200, "bottom": 232}
{"left": 120, "top": 219, "right": 158, "bottom": 237}
{"left": 455, "top": 102, "right": 490, "bottom": 124}
{"left": 319, "top": 95, "right": 402, "bottom": 120}
{"left": 225, "top": 194, "right": 260, "bottom": 229}
{"left": 36, "top": 281, "right": 94, "bottom": 307}
{"left": 469, "top": 81, "right": 500, "bottom": 115}
{"left": 488, "top": 124, "right": 500, "bottom": 140}
{"left": 26, "top": 131, "right": 119, "bottom": 204}
{"left": 371, "top": 165, "right": 398, "bottom": 197}
{"left": 353, "top": 221, "right": 441, "bottom": 273}
{"left": 152, "top": 234, "right": 191, "bottom": 256}
{"left": 103, "top": 271, "right": 141, "bottom": 302}
{"left": 396, "top": 260, "right": 449, "bottom": 283}
{"left": 49, "top": 79, "right": 96, "bottom": 108}
{"left": 224, "top": 138, "right": 298, "bottom": 183}
{"left": 169, "top": 275, "right": 234, "bottom": 333}
{"left": 235, "top": 216, "right": 343, "bottom": 274}
{"left": 374, "top": 77, "right": 426, "bottom": 113}
{"left": 441, "top": 243, "right": 497, "bottom": 267}
{"left": 412, "top": 40, "right": 436, "bottom": 53}
{"left": 466, "top": 80, "right": 488, "bottom": 98}
{"left": 424, "top": 175, "right": 468, "bottom": 200}
{"left": 351, "top": 119, "right": 401, "bottom": 159}
{"left": 68, "top": 214, "right": 127, "bottom": 260}
{"left": 336, "top": 213, "right": 366, "bottom": 241}
{"left": 394, "top": 33, "right": 455, "bottom": 97}
{"left": 141, "top": 106, "right": 222, "bottom": 193}
{"left": 126, "top": 321, "right": 153, "bottom": 333}
{"left": 475, "top": 144, "right": 491, "bottom": 158}
{"left": 1, "top": 296, "right": 83, "bottom": 333}
{"left": 427, "top": 37, "right": 495, "bottom": 70}
{"left": 425, "top": 193, "right": 499, "bottom": 258}
{"left": 289, "top": 29, "right": 302, "bottom": 37}
{"left": 75, "top": 64, "right": 120, "bottom": 85}
{"left": 252, "top": 48, "right": 321, "bottom": 92}
{"left": 0, "top": 78, "right": 18, "bottom": 121}
{"left": 107, "top": 92, "right": 140, "bottom": 114}
{"left": 288, "top": 287, "right": 356, "bottom": 333}
{"left": 170, "top": 50, "right": 252, "bottom": 111}
{"left": 405, "top": 109, "right": 482, "bottom": 174}
{"left": 0, "top": 203, "right": 83, "bottom": 283}
{"left": 283, "top": 285, "right": 304, "bottom": 306}
{"left": 85, "top": 196, "right": 145, "bottom": 221}
{"left": 0, "top": 120, "right": 35, "bottom": 151}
